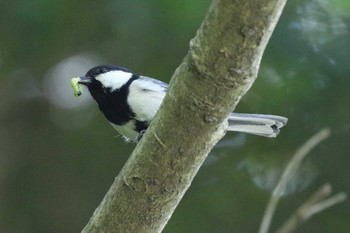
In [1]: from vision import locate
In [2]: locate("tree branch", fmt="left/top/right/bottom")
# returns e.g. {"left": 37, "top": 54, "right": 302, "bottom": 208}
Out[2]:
{"left": 82, "top": 0, "right": 287, "bottom": 232}
{"left": 258, "top": 128, "right": 333, "bottom": 233}
{"left": 276, "top": 184, "right": 347, "bottom": 233}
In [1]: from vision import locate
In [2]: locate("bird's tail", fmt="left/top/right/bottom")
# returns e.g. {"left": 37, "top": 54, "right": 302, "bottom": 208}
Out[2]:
{"left": 227, "top": 113, "right": 288, "bottom": 138}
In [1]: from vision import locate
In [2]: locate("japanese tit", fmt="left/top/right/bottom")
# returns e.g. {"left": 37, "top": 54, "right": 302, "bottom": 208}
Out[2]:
{"left": 76, "top": 65, "right": 287, "bottom": 142}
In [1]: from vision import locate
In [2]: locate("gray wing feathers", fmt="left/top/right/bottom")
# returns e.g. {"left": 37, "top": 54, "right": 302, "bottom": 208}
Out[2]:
{"left": 139, "top": 76, "right": 168, "bottom": 90}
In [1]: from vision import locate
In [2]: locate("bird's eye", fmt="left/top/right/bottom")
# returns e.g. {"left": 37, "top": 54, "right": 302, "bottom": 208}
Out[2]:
{"left": 100, "top": 68, "right": 108, "bottom": 73}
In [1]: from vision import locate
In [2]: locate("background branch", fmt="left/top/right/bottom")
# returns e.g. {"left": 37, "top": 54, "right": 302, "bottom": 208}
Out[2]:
{"left": 258, "top": 128, "right": 347, "bottom": 233}
{"left": 276, "top": 184, "right": 347, "bottom": 233}
{"left": 258, "top": 128, "right": 331, "bottom": 233}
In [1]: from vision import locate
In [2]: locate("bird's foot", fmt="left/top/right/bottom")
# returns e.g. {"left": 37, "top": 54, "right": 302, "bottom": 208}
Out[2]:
{"left": 135, "top": 130, "right": 147, "bottom": 143}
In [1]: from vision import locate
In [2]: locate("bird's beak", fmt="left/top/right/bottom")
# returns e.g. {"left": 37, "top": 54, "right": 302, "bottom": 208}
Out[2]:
{"left": 78, "top": 76, "right": 92, "bottom": 85}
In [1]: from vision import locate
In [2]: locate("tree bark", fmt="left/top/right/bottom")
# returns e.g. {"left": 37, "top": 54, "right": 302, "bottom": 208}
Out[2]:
{"left": 82, "top": 0, "right": 287, "bottom": 232}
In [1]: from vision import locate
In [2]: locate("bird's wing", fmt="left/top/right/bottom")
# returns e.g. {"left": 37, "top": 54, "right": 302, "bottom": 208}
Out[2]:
{"left": 127, "top": 77, "right": 167, "bottom": 122}
{"left": 138, "top": 76, "right": 168, "bottom": 91}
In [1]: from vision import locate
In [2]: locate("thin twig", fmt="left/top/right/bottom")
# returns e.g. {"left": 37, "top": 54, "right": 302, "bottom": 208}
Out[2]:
{"left": 258, "top": 128, "right": 331, "bottom": 233}
{"left": 275, "top": 184, "right": 347, "bottom": 233}
{"left": 306, "top": 192, "right": 347, "bottom": 217}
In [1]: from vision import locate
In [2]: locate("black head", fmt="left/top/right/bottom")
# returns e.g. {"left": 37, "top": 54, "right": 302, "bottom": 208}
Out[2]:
{"left": 78, "top": 65, "right": 135, "bottom": 95}
{"left": 85, "top": 65, "right": 132, "bottom": 79}
{"left": 78, "top": 64, "right": 139, "bottom": 126}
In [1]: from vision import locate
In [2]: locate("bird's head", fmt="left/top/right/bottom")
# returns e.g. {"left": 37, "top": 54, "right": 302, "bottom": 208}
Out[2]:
{"left": 78, "top": 65, "right": 137, "bottom": 99}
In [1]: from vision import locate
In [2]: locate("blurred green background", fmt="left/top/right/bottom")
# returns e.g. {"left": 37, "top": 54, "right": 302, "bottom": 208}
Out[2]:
{"left": 1, "top": 0, "right": 349, "bottom": 232}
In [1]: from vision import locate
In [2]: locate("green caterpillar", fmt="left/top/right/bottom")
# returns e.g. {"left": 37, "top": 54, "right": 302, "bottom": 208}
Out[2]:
{"left": 70, "top": 77, "right": 82, "bottom": 97}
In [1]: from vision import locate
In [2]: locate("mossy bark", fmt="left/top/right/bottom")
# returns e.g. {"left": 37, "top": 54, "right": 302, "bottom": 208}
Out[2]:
{"left": 82, "top": 0, "right": 287, "bottom": 232}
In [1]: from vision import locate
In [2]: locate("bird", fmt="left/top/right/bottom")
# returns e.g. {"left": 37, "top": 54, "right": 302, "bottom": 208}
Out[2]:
{"left": 75, "top": 64, "right": 287, "bottom": 142}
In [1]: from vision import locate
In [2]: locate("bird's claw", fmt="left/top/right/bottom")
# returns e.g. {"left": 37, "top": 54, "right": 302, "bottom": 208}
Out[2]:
{"left": 135, "top": 130, "right": 147, "bottom": 143}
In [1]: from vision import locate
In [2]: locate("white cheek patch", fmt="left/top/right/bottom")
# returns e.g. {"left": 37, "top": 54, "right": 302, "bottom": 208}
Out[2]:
{"left": 95, "top": 71, "right": 133, "bottom": 90}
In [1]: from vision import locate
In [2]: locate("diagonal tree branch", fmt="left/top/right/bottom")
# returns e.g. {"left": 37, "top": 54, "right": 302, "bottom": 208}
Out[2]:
{"left": 82, "top": 0, "right": 287, "bottom": 232}
{"left": 275, "top": 183, "right": 347, "bottom": 233}
{"left": 258, "top": 128, "right": 334, "bottom": 233}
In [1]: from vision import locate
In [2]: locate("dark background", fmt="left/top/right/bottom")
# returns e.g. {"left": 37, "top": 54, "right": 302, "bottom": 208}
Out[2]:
{"left": 1, "top": 0, "right": 349, "bottom": 232}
